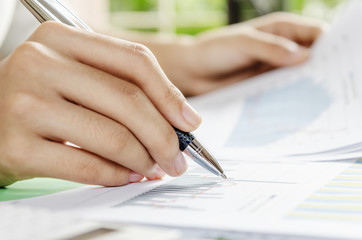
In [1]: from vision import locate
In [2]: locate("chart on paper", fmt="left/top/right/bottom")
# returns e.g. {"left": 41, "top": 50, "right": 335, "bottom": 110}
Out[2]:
{"left": 113, "top": 161, "right": 299, "bottom": 213}
{"left": 9, "top": 158, "right": 362, "bottom": 239}
{"left": 189, "top": 4, "right": 362, "bottom": 159}
{"left": 91, "top": 159, "right": 348, "bottom": 221}
{"left": 287, "top": 160, "right": 362, "bottom": 222}
{"left": 225, "top": 76, "right": 332, "bottom": 147}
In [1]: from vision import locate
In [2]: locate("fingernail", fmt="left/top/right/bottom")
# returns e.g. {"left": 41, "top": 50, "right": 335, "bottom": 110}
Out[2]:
{"left": 182, "top": 102, "right": 202, "bottom": 128}
{"left": 286, "top": 47, "right": 310, "bottom": 64}
{"left": 149, "top": 164, "right": 166, "bottom": 180}
{"left": 284, "top": 41, "right": 299, "bottom": 53}
{"left": 174, "top": 151, "right": 188, "bottom": 175}
{"left": 128, "top": 172, "right": 144, "bottom": 183}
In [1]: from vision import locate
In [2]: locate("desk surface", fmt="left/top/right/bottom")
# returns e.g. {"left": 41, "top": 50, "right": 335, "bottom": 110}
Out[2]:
{"left": 0, "top": 178, "right": 82, "bottom": 201}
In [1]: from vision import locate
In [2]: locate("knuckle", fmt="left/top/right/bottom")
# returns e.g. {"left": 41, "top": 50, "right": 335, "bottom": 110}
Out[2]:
{"left": 4, "top": 92, "right": 43, "bottom": 118}
{"left": 6, "top": 42, "right": 58, "bottom": 80}
{"left": 163, "top": 84, "right": 184, "bottom": 105}
{"left": 132, "top": 43, "right": 156, "bottom": 66}
{"left": 105, "top": 126, "right": 130, "bottom": 158}
{"left": 108, "top": 167, "right": 129, "bottom": 186}
{"left": 121, "top": 83, "right": 145, "bottom": 103}
{"left": 31, "top": 21, "right": 69, "bottom": 41}
{"left": 77, "top": 159, "right": 102, "bottom": 183}
{"left": 8, "top": 42, "right": 44, "bottom": 70}
{"left": 77, "top": 159, "right": 129, "bottom": 186}
{"left": 133, "top": 43, "right": 152, "bottom": 57}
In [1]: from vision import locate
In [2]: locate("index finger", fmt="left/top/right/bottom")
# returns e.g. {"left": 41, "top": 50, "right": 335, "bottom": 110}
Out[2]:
{"left": 28, "top": 22, "right": 202, "bottom": 132}
{"left": 249, "top": 12, "right": 329, "bottom": 46}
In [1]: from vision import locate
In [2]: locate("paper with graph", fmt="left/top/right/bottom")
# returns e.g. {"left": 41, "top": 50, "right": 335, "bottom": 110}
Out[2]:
{"left": 93, "top": 160, "right": 362, "bottom": 240}
{"left": 189, "top": 1, "right": 362, "bottom": 161}
{"left": 3, "top": 2, "right": 362, "bottom": 240}
{"left": 9, "top": 159, "right": 362, "bottom": 239}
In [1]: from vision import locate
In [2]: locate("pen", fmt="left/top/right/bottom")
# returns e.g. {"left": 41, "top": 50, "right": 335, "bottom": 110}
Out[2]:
{"left": 20, "top": 0, "right": 226, "bottom": 179}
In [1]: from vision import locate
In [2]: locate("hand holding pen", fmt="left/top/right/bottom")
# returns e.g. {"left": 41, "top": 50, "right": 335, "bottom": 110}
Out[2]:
{"left": 22, "top": 0, "right": 226, "bottom": 179}
{"left": 0, "top": 0, "right": 224, "bottom": 187}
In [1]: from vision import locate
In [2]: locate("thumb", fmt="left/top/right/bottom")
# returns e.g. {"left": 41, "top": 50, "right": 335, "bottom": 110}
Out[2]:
{"left": 240, "top": 28, "right": 310, "bottom": 66}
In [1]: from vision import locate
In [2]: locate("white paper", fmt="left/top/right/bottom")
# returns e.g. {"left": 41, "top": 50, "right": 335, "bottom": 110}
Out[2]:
{"left": 7, "top": 159, "right": 362, "bottom": 240}
{"left": 188, "top": 1, "right": 362, "bottom": 161}
{"left": 3, "top": 2, "right": 362, "bottom": 240}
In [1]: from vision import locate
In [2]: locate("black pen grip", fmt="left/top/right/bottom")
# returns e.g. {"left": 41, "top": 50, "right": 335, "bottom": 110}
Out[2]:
{"left": 173, "top": 127, "right": 195, "bottom": 151}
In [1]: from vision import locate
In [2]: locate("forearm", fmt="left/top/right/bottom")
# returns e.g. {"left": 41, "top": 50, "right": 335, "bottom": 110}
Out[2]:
{"left": 96, "top": 12, "right": 324, "bottom": 97}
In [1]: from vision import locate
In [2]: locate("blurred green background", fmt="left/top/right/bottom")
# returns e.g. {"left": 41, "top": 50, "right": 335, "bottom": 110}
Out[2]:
{"left": 109, "top": 0, "right": 347, "bottom": 35}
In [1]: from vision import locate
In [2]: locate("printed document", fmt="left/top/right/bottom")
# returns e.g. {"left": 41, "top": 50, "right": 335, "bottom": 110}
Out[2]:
{"left": 3, "top": 2, "right": 362, "bottom": 240}
{"left": 8, "top": 160, "right": 362, "bottom": 239}
{"left": 189, "top": 1, "right": 362, "bottom": 161}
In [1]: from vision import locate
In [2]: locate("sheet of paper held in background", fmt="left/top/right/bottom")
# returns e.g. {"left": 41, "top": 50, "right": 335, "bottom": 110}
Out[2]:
{"left": 189, "top": 1, "right": 362, "bottom": 161}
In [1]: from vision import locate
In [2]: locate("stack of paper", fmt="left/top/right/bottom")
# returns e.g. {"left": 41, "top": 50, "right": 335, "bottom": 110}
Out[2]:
{"left": 8, "top": 159, "right": 362, "bottom": 239}
{"left": 3, "top": 2, "right": 362, "bottom": 240}
{"left": 189, "top": 1, "right": 362, "bottom": 162}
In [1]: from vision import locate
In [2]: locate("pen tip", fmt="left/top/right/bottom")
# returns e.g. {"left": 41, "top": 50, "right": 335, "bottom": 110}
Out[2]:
{"left": 221, "top": 173, "right": 227, "bottom": 179}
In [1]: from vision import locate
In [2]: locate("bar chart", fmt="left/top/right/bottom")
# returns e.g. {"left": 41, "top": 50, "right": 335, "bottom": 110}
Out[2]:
{"left": 113, "top": 160, "right": 312, "bottom": 215}
{"left": 287, "top": 160, "right": 362, "bottom": 222}
{"left": 113, "top": 167, "right": 236, "bottom": 211}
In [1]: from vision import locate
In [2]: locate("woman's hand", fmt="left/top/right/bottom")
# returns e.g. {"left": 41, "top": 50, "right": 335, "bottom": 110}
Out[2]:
{"left": 151, "top": 13, "right": 327, "bottom": 96}
{"left": 0, "top": 22, "right": 201, "bottom": 187}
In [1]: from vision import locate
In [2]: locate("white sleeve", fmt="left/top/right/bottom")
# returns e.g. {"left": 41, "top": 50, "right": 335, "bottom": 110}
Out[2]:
{"left": 0, "top": 1, "right": 39, "bottom": 58}
{"left": 0, "top": 0, "right": 108, "bottom": 59}
{"left": 0, "top": 0, "right": 17, "bottom": 56}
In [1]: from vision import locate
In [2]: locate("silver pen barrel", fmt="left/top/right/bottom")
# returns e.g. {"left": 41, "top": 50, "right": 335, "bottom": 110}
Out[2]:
{"left": 21, "top": 0, "right": 92, "bottom": 31}
{"left": 184, "top": 139, "right": 226, "bottom": 179}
